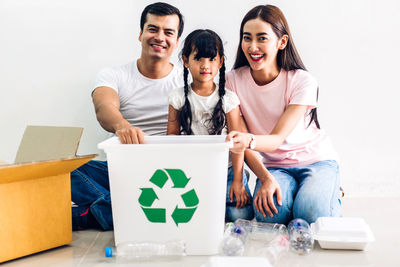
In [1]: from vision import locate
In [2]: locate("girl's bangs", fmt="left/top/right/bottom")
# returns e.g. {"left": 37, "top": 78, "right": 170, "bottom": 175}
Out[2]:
{"left": 193, "top": 33, "right": 218, "bottom": 59}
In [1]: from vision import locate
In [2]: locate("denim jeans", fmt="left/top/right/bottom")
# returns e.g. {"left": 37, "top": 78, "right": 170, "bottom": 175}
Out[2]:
{"left": 225, "top": 166, "right": 255, "bottom": 222}
{"left": 253, "top": 160, "right": 341, "bottom": 225}
{"left": 70, "top": 160, "right": 113, "bottom": 230}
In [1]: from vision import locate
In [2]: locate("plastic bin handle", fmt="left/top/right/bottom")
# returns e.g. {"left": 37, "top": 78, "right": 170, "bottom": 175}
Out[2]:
{"left": 226, "top": 139, "right": 233, "bottom": 148}
{"left": 98, "top": 135, "right": 234, "bottom": 149}
{"left": 97, "top": 136, "right": 121, "bottom": 150}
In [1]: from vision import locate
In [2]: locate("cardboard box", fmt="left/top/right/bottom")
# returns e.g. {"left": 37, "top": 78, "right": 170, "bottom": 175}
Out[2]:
{"left": 0, "top": 126, "right": 96, "bottom": 263}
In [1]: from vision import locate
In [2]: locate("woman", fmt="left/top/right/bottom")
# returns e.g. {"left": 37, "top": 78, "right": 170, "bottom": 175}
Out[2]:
{"left": 226, "top": 5, "right": 341, "bottom": 224}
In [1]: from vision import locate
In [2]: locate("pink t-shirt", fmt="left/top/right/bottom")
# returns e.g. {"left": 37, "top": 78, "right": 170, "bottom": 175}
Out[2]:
{"left": 226, "top": 66, "right": 338, "bottom": 167}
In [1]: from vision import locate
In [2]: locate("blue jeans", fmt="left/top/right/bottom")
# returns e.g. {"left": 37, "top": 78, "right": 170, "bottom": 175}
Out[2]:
{"left": 253, "top": 160, "right": 341, "bottom": 225}
{"left": 70, "top": 160, "right": 113, "bottom": 230}
{"left": 225, "top": 166, "right": 254, "bottom": 222}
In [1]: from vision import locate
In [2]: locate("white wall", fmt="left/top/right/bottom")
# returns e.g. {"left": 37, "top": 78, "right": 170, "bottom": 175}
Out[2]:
{"left": 1, "top": 0, "right": 399, "bottom": 197}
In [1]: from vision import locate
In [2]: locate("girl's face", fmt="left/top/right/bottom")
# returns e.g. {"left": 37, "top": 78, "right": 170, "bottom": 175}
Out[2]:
{"left": 241, "top": 18, "right": 287, "bottom": 71}
{"left": 183, "top": 50, "right": 223, "bottom": 85}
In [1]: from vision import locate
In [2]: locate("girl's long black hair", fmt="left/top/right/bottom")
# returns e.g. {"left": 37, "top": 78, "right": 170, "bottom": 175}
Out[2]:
{"left": 233, "top": 5, "right": 320, "bottom": 128}
{"left": 179, "top": 29, "right": 227, "bottom": 135}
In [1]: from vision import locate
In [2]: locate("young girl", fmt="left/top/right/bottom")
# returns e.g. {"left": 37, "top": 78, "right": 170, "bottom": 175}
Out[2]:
{"left": 226, "top": 5, "right": 341, "bottom": 224}
{"left": 168, "top": 29, "right": 259, "bottom": 222}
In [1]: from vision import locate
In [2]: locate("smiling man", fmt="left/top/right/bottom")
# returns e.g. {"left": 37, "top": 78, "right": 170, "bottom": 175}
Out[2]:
{"left": 70, "top": 2, "right": 184, "bottom": 231}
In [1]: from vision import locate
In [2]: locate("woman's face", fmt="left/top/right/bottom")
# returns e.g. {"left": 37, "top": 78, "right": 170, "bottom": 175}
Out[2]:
{"left": 241, "top": 18, "right": 283, "bottom": 71}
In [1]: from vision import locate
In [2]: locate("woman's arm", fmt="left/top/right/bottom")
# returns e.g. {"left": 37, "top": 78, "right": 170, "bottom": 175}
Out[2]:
{"left": 167, "top": 105, "right": 180, "bottom": 135}
{"left": 235, "top": 114, "right": 283, "bottom": 217}
{"left": 227, "top": 104, "right": 308, "bottom": 153}
{"left": 244, "top": 149, "right": 282, "bottom": 217}
{"left": 226, "top": 106, "right": 249, "bottom": 208}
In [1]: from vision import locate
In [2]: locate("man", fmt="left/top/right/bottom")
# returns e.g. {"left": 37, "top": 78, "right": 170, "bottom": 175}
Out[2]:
{"left": 71, "top": 2, "right": 184, "bottom": 231}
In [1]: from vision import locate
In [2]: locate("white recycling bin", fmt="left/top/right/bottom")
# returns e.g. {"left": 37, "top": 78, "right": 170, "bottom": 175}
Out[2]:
{"left": 98, "top": 135, "right": 231, "bottom": 255}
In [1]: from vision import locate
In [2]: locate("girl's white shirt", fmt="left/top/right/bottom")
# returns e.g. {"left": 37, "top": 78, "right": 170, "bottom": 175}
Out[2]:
{"left": 168, "top": 84, "right": 240, "bottom": 135}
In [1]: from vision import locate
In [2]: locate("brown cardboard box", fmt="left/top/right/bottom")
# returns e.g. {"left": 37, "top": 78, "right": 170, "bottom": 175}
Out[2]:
{"left": 0, "top": 126, "right": 97, "bottom": 263}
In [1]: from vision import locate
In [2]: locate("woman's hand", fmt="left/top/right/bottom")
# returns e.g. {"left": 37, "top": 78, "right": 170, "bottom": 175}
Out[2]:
{"left": 229, "top": 180, "right": 250, "bottom": 209}
{"left": 226, "top": 131, "right": 252, "bottom": 153}
{"left": 254, "top": 176, "right": 282, "bottom": 217}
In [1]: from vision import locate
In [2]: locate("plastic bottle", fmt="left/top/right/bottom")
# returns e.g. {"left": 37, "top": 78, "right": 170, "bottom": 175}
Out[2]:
{"left": 262, "top": 232, "right": 290, "bottom": 264}
{"left": 220, "top": 222, "right": 248, "bottom": 256}
{"left": 239, "top": 221, "right": 287, "bottom": 242}
{"left": 239, "top": 220, "right": 289, "bottom": 264}
{"left": 287, "top": 218, "right": 314, "bottom": 255}
{"left": 105, "top": 240, "right": 186, "bottom": 260}
{"left": 235, "top": 219, "right": 287, "bottom": 242}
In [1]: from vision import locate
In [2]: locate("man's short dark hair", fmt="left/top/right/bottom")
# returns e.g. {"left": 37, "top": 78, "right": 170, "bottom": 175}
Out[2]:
{"left": 140, "top": 2, "right": 184, "bottom": 38}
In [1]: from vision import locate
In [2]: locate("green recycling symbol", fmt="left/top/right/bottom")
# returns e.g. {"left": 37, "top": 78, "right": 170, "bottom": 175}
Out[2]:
{"left": 138, "top": 169, "right": 199, "bottom": 226}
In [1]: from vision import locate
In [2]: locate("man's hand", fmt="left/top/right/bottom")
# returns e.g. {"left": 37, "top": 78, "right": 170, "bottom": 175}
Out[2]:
{"left": 115, "top": 125, "right": 146, "bottom": 144}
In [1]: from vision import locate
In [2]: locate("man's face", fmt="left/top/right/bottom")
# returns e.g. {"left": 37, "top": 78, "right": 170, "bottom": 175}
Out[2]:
{"left": 139, "top": 14, "right": 180, "bottom": 60}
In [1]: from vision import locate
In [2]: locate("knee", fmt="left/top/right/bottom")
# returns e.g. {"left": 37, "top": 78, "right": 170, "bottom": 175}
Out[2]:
{"left": 293, "top": 195, "right": 331, "bottom": 224}
{"left": 226, "top": 205, "right": 254, "bottom": 222}
{"left": 254, "top": 203, "right": 292, "bottom": 225}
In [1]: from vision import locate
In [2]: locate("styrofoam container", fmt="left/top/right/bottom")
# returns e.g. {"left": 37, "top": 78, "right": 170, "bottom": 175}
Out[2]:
{"left": 310, "top": 217, "right": 375, "bottom": 250}
{"left": 98, "top": 136, "right": 232, "bottom": 255}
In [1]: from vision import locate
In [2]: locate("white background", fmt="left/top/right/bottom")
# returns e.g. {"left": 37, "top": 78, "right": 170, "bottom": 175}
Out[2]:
{"left": 1, "top": 0, "right": 399, "bottom": 197}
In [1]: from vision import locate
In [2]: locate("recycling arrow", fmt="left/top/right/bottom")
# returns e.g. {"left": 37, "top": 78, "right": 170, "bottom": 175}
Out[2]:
{"left": 141, "top": 207, "right": 166, "bottom": 223}
{"left": 138, "top": 188, "right": 158, "bottom": 207}
{"left": 165, "top": 169, "right": 190, "bottom": 188}
{"left": 139, "top": 168, "right": 199, "bottom": 227}
{"left": 150, "top": 169, "right": 169, "bottom": 188}
{"left": 171, "top": 206, "right": 197, "bottom": 226}
{"left": 181, "top": 189, "right": 199, "bottom": 207}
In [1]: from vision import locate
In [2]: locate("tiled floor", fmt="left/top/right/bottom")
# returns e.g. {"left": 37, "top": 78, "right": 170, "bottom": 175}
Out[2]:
{"left": 3, "top": 197, "right": 399, "bottom": 267}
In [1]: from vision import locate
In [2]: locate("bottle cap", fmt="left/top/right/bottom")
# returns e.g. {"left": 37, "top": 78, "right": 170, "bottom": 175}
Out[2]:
{"left": 233, "top": 226, "right": 244, "bottom": 234}
{"left": 105, "top": 246, "right": 113, "bottom": 257}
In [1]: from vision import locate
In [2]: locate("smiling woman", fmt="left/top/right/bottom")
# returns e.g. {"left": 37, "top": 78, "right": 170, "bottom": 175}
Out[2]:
{"left": 226, "top": 4, "right": 341, "bottom": 225}
{"left": 241, "top": 18, "right": 288, "bottom": 84}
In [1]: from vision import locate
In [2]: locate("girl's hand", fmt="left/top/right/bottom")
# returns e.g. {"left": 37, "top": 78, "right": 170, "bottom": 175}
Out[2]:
{"left": 254, "top": 176, "right": 282, "bottom": 217}
{"left": 229, "top": 180, "right": 250, "bottom": 209}
{"left": 226, "top": 131, "right": 252, "bottom": 153}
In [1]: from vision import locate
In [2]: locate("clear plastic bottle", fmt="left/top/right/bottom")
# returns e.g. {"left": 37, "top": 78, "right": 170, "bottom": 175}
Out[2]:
{"left": 262, "top": 232, "right": 290, "bottom": 264}
{"left": 105, "top": 240, "right": 186, "bottom": 260}
{"left": 241, "top": 220, "right": 289, "bottom": 264}
{"left": 288, "top": 218, "right": 314, "bottom": 255}
{"left": 235, "top": 219, "right": 287, "bottom": 242}
{"left": 220, "top": 222, "right": 248, "bottom": 256}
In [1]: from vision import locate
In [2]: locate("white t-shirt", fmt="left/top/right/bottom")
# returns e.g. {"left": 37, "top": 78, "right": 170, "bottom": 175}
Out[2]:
{"left": 94, "top": 61, "right": 183, "bottom": 136}
{"left": 168, "top": 85, "right": 240, "bottom": 135}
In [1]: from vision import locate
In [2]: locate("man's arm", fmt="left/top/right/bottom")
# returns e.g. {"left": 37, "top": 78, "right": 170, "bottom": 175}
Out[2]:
{"left": 92, "top": 86, "right": 145, "bottom": 144}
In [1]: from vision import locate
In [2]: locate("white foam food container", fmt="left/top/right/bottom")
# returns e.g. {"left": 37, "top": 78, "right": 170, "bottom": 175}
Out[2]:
{"left": 311, "top": 217, "right": 375, "bottom": 250}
